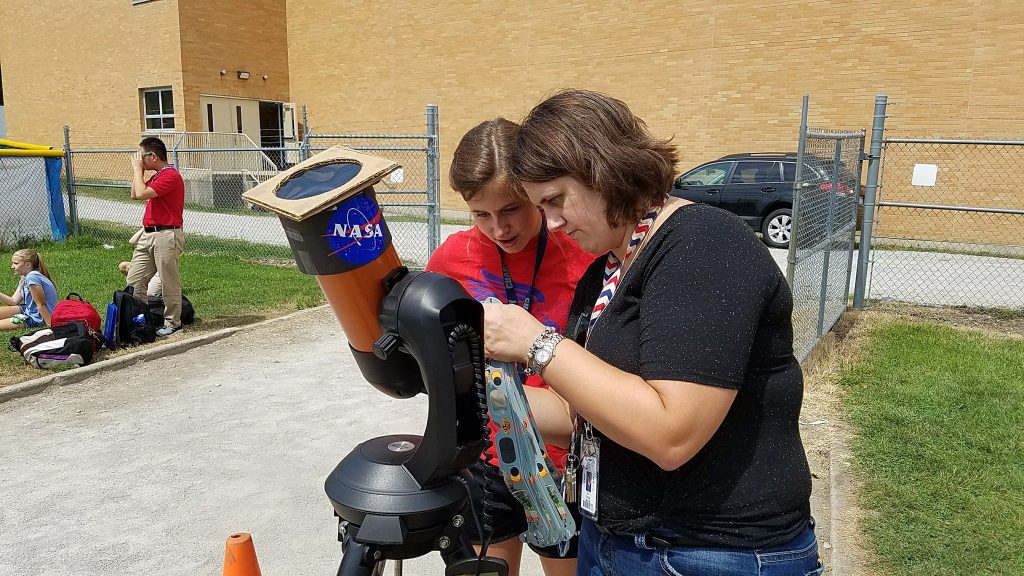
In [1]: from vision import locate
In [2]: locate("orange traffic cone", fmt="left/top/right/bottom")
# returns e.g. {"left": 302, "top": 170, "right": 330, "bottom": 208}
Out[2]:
{"left": 223, "top": 532, "right": 263, "bottom": 576}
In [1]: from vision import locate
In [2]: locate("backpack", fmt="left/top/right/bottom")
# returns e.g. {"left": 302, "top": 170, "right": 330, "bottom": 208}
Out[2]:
{"left": 51, "top": 292, "right": 102, "bottom": 332}
{"left": 109, "top": 286, "right": 156, "bottom": 348}
{"left": 146, "top": 295, "right": 195, "bottom": 327}
{"left": 9, "top": 320, "right": 102, "bottom": 369}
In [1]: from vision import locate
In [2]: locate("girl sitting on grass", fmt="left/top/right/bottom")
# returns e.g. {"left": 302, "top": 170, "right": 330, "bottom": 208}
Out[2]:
{"left": 1, "top": 249, "right": 59, "bottom": 330}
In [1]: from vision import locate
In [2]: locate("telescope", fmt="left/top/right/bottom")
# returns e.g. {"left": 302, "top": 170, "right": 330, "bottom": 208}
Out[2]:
{"left": 243, "top": 148, "right": 508, "bottom": 576}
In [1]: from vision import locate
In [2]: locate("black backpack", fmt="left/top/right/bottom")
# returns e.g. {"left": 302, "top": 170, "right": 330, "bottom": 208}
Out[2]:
{"left": 111, "top": 286, "right": 156, "bottom": 348}
{"left": 146, "top": 294, "right": 195, "bottom": 327}
{"left": 10, "top": 320, "right": 102, "bottom": 369}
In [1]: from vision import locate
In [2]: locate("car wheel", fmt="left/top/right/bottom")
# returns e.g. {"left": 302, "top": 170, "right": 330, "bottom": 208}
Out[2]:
{"left": 761, "top": 208, "right": 792, "bottom": 249}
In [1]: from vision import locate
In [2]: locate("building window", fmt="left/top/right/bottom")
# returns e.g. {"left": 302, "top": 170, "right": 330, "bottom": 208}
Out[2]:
{"left": 142, "top": 88, "right": 175, "bottom": 131}
{"left": 236, "top": 106, "right": 243, "bottom": 134}
{"left": 207, "top": 103, "right": 215, "bottom": 132}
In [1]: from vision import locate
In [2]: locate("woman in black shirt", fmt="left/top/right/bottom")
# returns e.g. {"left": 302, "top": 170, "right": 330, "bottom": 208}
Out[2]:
{"left": 483, "top": 90, "right": 821, "bottom": 576}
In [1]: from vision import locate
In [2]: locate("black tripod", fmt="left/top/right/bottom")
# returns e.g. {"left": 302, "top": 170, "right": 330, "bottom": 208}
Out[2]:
{"left": 326, "top": 268, "right": 509, "bottom": 576}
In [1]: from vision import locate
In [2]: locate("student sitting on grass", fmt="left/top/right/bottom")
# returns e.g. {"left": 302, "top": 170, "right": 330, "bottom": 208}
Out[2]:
{"left": 1, "top": 249, "right": 59, "bottom": 330}
{"left": 118, "top": 262, "right": 162, "bottom": 298}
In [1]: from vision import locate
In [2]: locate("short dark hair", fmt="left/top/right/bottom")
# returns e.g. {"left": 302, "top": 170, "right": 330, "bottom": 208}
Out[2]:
{"left": 512, "top": 89, "right": 678, "bottom": 227}
{"left": 449, "top": 118, "right": 520, "bottom": 201}
{"left": 139, "top": 137, "right": 168, "bottom": 162}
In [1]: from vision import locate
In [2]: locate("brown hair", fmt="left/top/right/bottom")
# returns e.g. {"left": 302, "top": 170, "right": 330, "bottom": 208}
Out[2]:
{"left": 449, "top": 118, "right": 520, "bottom": 201}
{"left": 13, "top": 248, "right": 54, "bottom": 285}
{"left": 139, "top": 136, "right": 169, "bottom": 162}
{"left": 512, "top": 89, "right": 678, "bottom": 226}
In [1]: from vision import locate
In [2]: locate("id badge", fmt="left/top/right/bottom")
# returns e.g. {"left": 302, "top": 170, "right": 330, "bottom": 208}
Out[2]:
{"left": 579, "top": 436, "right": 600, "bottom": 520}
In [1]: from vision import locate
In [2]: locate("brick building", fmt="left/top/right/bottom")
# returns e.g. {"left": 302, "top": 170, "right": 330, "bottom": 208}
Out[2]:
{"left": 0, "top": 0, "right": 291, "bottom": 149}
{"left": 1, "top": 0, "right": 1022, "bottom": 210}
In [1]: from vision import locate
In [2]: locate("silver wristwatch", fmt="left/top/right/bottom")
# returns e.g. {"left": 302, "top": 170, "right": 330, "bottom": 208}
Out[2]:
{"left": 524, "top": 327, "right": 565, "bottom": 376}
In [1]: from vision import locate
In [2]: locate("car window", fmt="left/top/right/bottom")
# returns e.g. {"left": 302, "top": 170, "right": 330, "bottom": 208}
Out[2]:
{"left": 783, "top": 162, "right": 796, "bottom": 182}
{"left": 730, "top": 161, "right": 780, "bottom": 184}
{"left": 679, "top": 162, "right": 731, "bottom": 186}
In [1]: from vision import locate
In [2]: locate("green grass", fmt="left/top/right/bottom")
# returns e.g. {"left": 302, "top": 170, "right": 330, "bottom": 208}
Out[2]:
{"left": 78, "top": 219, "right": 297, "bottom": 263}
{"left": 2, "top": 234, "right": 323, "bottom": 386}
{"left": 840, "top": 321, "right": 1024, "bottom": 576}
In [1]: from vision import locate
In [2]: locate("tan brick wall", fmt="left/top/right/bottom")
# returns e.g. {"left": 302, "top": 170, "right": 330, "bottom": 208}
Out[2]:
{"left": 178, "top": 0, "right": 290, "bottom": 138}
{"left": 0, "top": 0, "right": 290, "bottom": 148}
{"left": 285, "top": 0, "right": 1024, "bottom": 214}
{"left": 0, "top": 0, "right": 184, "bottom": 147}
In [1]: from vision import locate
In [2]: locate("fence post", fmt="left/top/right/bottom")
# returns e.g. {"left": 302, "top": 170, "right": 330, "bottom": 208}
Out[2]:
{"left": 62, "top": 125, "right": 80, "bottom": 236}
{"left": 425, "top": 104, "right": 440, "bottom": 255}
{"left": 852, "top": 95, "right": 887, "bottom": 308}
{"left": 816, "top": 139, "right": 843, "bottom": 336}
{"left": 786, "top": 95, "right": 810, "bottom": 286}
{"left": 843, "top": 131, "right": 867, "bottom": 306}
{"left": 300, "top": 104, "right": 310, "bottom": 161}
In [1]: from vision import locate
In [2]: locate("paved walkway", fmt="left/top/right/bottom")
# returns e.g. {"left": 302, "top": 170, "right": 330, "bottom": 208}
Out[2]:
{"left": 0, "top": 309, "right": 527, "bottom": 576}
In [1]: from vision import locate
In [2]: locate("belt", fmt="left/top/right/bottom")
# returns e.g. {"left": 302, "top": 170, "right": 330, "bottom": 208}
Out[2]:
{"left": 595, "top": 516, "right": 816, "bottom": 548}
{"left": 144, "top": 225, "right": 181, "bottom": 232}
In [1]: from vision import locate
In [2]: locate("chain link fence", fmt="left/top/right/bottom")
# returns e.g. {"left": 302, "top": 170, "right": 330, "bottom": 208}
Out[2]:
{"left": 53, "top": 105, "right": 443, "bottom": 268}
{"left": 305, "top": 104, "right": 441, "bottom": 268}
{"left": 0, "top": 152, "right": 67, "bottom": 248}
{"left": 64, "top": 135, "right": 296, "bottom": 264}
{"left": 867, "top": 138, "right": 1024, "bottom": 308}
{"left": 786, "top": 119, "right": 865, "bottom": 360}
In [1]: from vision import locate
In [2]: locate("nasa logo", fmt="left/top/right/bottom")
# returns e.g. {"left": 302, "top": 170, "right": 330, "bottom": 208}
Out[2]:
{"left": 325, "top": 194, "right": 389, "bottom": 265}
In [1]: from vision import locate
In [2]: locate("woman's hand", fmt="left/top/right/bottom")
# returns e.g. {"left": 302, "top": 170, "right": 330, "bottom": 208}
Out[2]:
{"left": 482, "top": 302, "right": 546, "bottom": 362}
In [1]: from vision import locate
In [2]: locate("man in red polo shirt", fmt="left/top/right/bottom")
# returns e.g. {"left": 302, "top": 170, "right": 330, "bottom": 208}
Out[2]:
{"left": 126, "top": 137, "right": 185, "bottom": 337}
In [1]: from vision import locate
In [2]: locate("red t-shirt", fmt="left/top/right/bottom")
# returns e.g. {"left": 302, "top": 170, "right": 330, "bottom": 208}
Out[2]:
{"left": 143, "top": 166, "right": 185, "bottom": 227}
{"left": 426, "top": 225, "right": 594, "bottom": 471}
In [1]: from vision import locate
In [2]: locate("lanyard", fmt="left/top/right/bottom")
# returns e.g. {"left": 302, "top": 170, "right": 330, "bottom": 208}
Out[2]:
{"left": 586, "top": 203, "right": 663, "bottom": 339}
{"left": 566, "top": 202, "right": 664, "bottom": 482}
{"left": 498, "top": 224, "right": 548, "bottom": 313}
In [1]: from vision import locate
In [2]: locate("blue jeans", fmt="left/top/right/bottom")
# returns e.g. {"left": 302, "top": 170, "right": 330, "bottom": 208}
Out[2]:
{"left": 577, "top": 518, "right": 823, "bottom": 576}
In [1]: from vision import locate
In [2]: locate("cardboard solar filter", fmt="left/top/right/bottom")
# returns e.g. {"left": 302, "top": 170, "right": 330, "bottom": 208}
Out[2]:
{"left": 241, "top": 146, "right": 400, "bottom": 221}
{"left": 241, "top": 146, "right": 404, "bottom": 353}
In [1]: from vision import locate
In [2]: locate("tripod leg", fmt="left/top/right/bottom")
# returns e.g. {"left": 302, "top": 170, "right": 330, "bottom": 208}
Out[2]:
{"left": 337, "top": 536, "right": 383, "bottom": 576}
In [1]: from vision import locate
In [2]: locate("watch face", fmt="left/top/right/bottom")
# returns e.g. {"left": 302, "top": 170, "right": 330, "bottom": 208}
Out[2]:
{"left": 535, "top": 348, "right": 552, "bottom": 364}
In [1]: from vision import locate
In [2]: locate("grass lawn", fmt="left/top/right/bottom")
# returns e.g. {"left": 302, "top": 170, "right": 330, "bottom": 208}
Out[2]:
{"left": 78, "top": 219, "right": 297, "bottom": 263}
{"left": 2, "top": 234, "right": 323, "bottom": 388}
{"left": 840, "top": 320, "right": 1024, "bottom": 576}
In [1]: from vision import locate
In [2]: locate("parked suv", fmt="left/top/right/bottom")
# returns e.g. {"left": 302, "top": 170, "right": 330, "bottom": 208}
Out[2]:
{"left": 670, "top": 152, "right": 853, "bottom": 249}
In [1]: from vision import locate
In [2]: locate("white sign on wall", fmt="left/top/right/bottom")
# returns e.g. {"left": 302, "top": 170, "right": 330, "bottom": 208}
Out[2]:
{"left": 390, "top": 168, "right": 405, "bottom": 184}
{"left": 911, "top": 163, "right": 938, "bottom": 186}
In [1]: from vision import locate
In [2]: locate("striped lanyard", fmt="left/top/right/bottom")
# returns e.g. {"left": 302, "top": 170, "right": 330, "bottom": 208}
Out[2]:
{"left": 586, "top": 203, "right": 663, "bottom": 341}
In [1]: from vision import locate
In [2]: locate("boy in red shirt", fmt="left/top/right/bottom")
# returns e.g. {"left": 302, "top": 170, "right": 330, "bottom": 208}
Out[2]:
{"left": 426, "top": 118, "right": 592, "bottom": 576}
{"left": 126, "top": 137, "right": 185, "bottom": 336}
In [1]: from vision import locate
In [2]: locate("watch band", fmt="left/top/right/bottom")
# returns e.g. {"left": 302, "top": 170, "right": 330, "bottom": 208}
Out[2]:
{"left": 525, "top": 327, "right": 565, "bottom": 376}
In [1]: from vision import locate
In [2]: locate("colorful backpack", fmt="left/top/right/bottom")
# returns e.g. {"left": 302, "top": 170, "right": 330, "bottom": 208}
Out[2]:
{"left": 51, "top": 292, "right": 102, "bottom": 332}
{"left": 10, "top": 320, "right": 102, "bottom": 369}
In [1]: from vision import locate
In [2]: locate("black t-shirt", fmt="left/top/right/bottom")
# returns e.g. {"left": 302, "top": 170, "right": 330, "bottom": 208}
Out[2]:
{"left": 565, "top": 203, "right": 811, "bottom": 549}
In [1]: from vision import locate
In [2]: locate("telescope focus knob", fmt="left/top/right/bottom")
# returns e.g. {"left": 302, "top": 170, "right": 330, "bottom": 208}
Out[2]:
{"left": 372, "top": 332, "right": 401, "bottom": 360}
